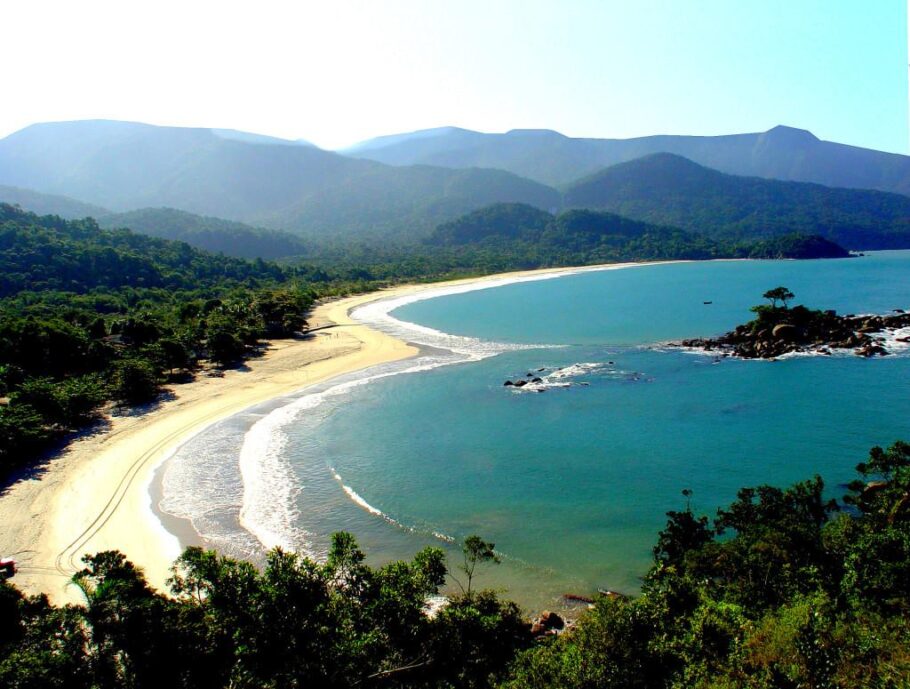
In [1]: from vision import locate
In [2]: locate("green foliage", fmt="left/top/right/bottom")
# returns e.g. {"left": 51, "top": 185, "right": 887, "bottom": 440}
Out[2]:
{"left": 0, "top": 205, "right": 320, "bottom": 476}
{"left": 0, "top": 535, "right": 530, "bottom": 688}
{"left": 457, "top": 535, "right": 501, "bottom": 596}
{"left": 762, "top": 286, "right": 795, "bottom": 309}
{"left": 109, "top": 359, "right": 160, "bottom": 406}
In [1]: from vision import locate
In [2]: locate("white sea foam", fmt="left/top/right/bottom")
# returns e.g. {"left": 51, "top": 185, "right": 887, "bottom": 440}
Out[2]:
{"left": 509, "top": 361, "right": 645, "bottom": 392}
{"left": 238, "top": 359, "right": 450, "bottom": 554}
{"left": 329, "top": 467, "right": 382, "bottom": 517}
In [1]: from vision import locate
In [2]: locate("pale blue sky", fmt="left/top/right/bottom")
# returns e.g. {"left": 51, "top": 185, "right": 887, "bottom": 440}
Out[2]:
{"left": 2, "top": 0, "right": 906, "bottom": 152}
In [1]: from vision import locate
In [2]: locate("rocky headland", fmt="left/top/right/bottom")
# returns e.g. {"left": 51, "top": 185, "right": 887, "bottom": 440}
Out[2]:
{"left": 674, "top": 288, "right": 910, "bottom": 359}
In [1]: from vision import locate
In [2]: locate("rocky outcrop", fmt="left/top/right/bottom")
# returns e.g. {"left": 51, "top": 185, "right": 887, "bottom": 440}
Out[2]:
{"left": 676, "top": 308, "right": 910, "bottom": 359}
{"left": 530, "top": 610, "right": 565, "bottom": 637}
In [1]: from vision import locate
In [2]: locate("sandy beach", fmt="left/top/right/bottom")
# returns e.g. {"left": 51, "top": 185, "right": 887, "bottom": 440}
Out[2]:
{"left": 0, "top": 288, "right": 424, "bottom": 604}
{"left": 0, "top": 262, "right": 656, "bottom": 604}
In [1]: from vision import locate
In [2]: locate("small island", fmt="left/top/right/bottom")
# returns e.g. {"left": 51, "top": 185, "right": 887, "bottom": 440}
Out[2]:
{"left": 676, "top": 287, "right": 910, "bottom": 359}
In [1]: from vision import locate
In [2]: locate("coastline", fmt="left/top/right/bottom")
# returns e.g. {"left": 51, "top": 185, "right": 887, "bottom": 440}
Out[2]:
{"left": 0, "top": 260, "right": 673, "bottom": 604}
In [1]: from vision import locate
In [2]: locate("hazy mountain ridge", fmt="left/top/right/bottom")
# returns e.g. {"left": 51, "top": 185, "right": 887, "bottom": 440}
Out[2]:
{"left": 0, "top": 120, "right": 560, "bottom": 240}
{"left": 563, "top": 153, "right": 910, "bottom": 249}
{"left": 3, "top": 120, "right": 909, "bottom": 251}
{"left": 97, "top": 207, "right": 312, "bottom": 260}
{"left": 347, "top": 124, "right": 910, "bottom": 193}
{"left": 0, "top": 184, "right": 109, "bottom": 219}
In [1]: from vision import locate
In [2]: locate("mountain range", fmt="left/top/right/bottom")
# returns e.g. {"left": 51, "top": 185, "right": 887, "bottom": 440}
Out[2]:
{"left": 346, "top": 124, "right": 910, "bottom": 193}
{"left": 1, "top": 119, "right": 910, "bottom": 252}
{"left": 0, "top": 120, "right": 558, "bottom": 239}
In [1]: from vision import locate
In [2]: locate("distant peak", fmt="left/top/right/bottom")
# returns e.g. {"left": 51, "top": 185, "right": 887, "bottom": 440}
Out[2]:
{"left": 763, "top": 125, "right": 819, "bottom": 142}
{"left": 504, "top": 128, "right": 566, "bottom": 139}
{"left": 341, "top": 126, "right": 480, "bottom": 153}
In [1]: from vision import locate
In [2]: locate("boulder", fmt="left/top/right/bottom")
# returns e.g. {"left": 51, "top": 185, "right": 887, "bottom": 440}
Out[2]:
{"left": 529, "top": 622, "right": 548, "bottom": 636}
{"left": 503, "top": 380, "right": 514, "bottom": 386}
{"left": 531, "top": 377, "right": 543, "bottom": 383}
{"left": 538, "top": 610, "right": 565, "bottom": 630}
{"left": 772, "top": 323, "right": 799, "bottom": 341}
{"left": 514, "top": 379, "right": 527, "bottom": 388}
{"left": 855, "top": 344, "right": 888, "bottom": 357}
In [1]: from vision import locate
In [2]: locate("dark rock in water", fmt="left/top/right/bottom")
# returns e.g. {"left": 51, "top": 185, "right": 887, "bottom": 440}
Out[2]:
{"left": 598, "top": 589, "right": 629, "bottom": 600}
{"left": 514, "top": 379, "right": 527, "bottom": 388}
{"left": 856, "top": 344, "right": 889, "bottom": 357}
{"left": 607, "top": 361, "right": 614, "bottom": 365}
{"left": 563, "top": 593, "right": 595, "bottom": 605}
{"left": 526, "top": 372, "right": 534, "bottom": 377}
{"left": 531, "top": 377, "right": 543, "bottom": 383}
{"left": 537, "top": 367, "right": 546, "bottom": 372}
{"left": 503, "top": 380, "right": 514, "bottom": 386}
{"left": 894, "top": 308, "right": 905, "bottom": 314}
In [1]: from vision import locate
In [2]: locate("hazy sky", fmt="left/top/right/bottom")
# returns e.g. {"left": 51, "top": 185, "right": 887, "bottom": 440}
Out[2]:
{"left": 2, "top": 0, "right": 906, "bottom": 152}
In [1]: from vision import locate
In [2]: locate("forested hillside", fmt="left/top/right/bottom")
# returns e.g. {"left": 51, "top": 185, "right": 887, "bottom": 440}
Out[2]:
{"left": 0, "top": 205, "right": 319, "bottom": 473}
{"left": 428, "top": 203, "right": 850, "bottom": 263}
{"left": 97, "top": 207, "right": 312, "bottom": 260}
{"left": 564, "top": 154, "right": 910, "bottom": 249}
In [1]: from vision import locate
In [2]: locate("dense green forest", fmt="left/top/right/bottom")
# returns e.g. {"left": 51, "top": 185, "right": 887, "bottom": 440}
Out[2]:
{"left": 563, "top": 154, "right": 910, "bottom": 249}
{"left": 426, "top": 203, "right": 849, "bottom": 263}
{"left": 2, "top": 441, "right": 908, "bottom": 687}
{"left": 0, "top": 204, "right": 322, "bottom": 474}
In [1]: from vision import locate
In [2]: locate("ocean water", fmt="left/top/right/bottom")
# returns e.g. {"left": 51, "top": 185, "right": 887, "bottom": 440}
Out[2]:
{"left": 161, "top": 253, "right": 910, "bottom": 611}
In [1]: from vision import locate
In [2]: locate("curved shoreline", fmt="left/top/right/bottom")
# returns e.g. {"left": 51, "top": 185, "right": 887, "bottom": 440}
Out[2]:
{"left": 0, "top": 260, "right": 671, "bottom": 604}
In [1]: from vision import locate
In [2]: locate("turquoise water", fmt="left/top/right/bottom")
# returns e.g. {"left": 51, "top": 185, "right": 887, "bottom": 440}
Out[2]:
{"left": 167, "top": 253, "right": 910, "bottom": 613}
